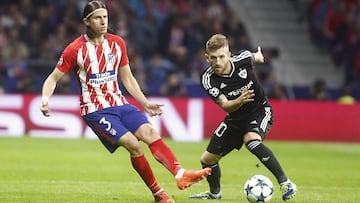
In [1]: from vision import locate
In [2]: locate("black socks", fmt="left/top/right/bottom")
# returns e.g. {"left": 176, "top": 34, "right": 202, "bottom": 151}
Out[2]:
{"left": 246, "top": 139, "right": 288, "bottom": 183}
{"left": 202, "top": 163, "right": 221, "bottom": 194}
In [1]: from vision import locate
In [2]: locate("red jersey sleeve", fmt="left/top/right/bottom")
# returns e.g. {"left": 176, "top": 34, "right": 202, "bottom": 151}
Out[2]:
{"left": 56, "top": 39, "right": 79, "bottom": 73}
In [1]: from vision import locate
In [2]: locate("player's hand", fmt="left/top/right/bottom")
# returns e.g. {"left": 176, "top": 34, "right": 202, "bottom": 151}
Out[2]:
{"left": 240, "top": 89, "right": 255, "bottom": 104}
{"left": 40, "top": 96, "right": 50, "bottom": 117}
{"left": 144, "top": 103, "right": 164, "bottom": 117}
{"left": 253, "top": 46, "right": 264, "bottom": 63}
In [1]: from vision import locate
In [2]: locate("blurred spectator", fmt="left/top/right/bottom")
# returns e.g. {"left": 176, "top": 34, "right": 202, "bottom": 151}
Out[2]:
{"left": 159, "top": 71, "right": 187, "bottom": 97}
{"left": 329, "top": 8, "right": 356, "bottom": 66}
{"left": 337, "top": 86, "right": 356, "bottom": 104}
{"left": 0, "top": 59, "right": 5, "bottom": 93}
{"left": 144, "top": 53, "right": 174, "bottom": 95}
{"left": 0, "top": 81, "right": 4, "bottom": 94}
{"left": 223, "top": 11, "right": 251, "bottom": 51}
{"left": 127, "top": 47, "right": 148, "bottom": 95}
{"left": 2, "top": 28, "right": 29, "bottom": 60}
{"left": 254, "top": 48, "right": 275, "bottom": 83}
{"left": 54, "top": 73, "right": 76, "bottom": 94}
{"left": 145, "top": 53, "right": 174, "bottom": 81}
{"left": 1, "top": 4, "right": 28, "bottom": 30}
{"left": 127, "top": 10, "right": 159, "bottom": 57}
{"left": 267, "top": 83, "right": 289, "bottom": 101}
{"left": 186, "top": 49, "right": 209, "bottom": 83}
{"left": 0, "top": 19, "right": 7, "bottom": 51}
{"left": 15, "top": 73, "right": 37, "bottom": 93}
{"left": 23, "top": 20, "right": 43, "bottom": 59}
{"left": 309, "top": 78, "right": 330, "bottom": 100}
{"left": 4, "top": 51, "right": 32, "bottom": 92}
{"left": 158, "top": 14, "right": 190, "bottom": 63}
{"left": 2, "top": 27, "right": 33, "bottom": 92}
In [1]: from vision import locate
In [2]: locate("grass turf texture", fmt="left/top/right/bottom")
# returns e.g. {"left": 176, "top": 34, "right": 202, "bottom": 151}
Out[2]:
{"left": 0, "top": 137, "right": 359, "bottom": 203}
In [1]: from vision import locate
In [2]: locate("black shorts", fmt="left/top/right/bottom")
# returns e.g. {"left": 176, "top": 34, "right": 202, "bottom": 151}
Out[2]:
{"left": 206, "top": 105, "right": 273, "bottom": 156}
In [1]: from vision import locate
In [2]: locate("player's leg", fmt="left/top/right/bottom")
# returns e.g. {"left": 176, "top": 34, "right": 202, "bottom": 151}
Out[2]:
{"left": 134, "top": 123, "right": 211, "bottom": 190}
{"left": 244, "top": 132, "right": 288, "bottom": 183}
{"left": 122, "top": 105, "right": 211, "bottom": 190}
{"left": 244, "top": 106, "right": 296, "bottom": 201}
{"left": 244, "top": 134, "right": 296, "bottom": 201}
{"left": 83, "top": 108, "right": 173, "bottom": 203}
{"left": 118, "top": 132, "right": 174, "bottom": 203}
{"left": 189, "top": 151, "right": 222, "bottom": 199}
{"left": 190, "top": 121, "right": 236, "bottom": 200}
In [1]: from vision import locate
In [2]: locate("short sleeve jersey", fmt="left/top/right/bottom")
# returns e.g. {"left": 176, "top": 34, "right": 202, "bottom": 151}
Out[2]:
{"left": 56, "top": 33, "right": 129, "bottom": 116}
{"left": 201, "top": 50, "right": 268, "bottom": 120}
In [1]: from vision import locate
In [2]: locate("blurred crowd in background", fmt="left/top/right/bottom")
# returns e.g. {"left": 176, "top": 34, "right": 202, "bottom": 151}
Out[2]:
{"left": 308, "top": 0, "right": 360, "bottom": 87}
{"left": 0, "top": 0, "right": 359, "bottom": 102}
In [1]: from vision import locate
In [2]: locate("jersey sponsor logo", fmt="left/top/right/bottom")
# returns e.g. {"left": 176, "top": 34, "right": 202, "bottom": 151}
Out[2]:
{"left": 89, "top": 70, "right": 117, "bottom": 85}
{"left": 220, "top": 83, "right": 227, "bottom": 89}
{"left": 238, "top": 69, "right": 247, "bottom": 79}
{"left": 228, "top": 80, "right": 254, "bottom": 97}
{"left": 209, "top": 87, "right": 220, "bottom": 97}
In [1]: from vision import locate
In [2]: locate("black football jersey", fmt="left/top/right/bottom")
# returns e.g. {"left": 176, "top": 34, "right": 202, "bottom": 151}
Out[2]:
{"left": 201, "top": 50, "right": 268, "bottom": 120}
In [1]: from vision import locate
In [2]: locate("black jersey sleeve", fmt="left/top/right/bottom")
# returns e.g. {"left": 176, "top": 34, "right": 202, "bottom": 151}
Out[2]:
{"left": 200, "top": 67, "right": 221, "bottom": 101}
{"left": 231, "top": 50, "right": 254, "bottom": 68}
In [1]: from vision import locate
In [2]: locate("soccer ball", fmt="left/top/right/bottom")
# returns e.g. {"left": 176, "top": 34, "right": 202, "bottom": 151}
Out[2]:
{"left": 244, "top": 175, "right": 274, "bottom": 203}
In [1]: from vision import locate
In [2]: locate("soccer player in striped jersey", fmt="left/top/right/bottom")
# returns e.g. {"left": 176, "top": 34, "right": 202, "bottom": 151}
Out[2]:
{"left": 39, "top": 1, "right": 211, "bottom": 203}
{"left": 189, "top": 34, "right": 296, "bottom": 201}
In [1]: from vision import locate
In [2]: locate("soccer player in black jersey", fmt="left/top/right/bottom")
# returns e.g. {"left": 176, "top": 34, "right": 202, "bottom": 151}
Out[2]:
{"left": 189, "top": 34, "right": 297, "bottom": 201}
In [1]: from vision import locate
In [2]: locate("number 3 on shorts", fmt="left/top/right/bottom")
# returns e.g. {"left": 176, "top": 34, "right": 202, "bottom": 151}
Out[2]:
{"left": 99, "top": 117, "right": 111, "bottom": 131}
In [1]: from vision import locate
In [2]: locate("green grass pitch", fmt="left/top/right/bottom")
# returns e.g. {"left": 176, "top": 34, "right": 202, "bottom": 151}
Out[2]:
{"left": 0, "top": 137, "right": 359, "bottom": 203}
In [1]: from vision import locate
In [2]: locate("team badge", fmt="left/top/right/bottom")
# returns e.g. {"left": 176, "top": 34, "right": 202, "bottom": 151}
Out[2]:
{"left": 108, "top": 53, "right": 115, "bottom": 64}
{"left": 238, "top": 69, "right": 247, "bottom": 79}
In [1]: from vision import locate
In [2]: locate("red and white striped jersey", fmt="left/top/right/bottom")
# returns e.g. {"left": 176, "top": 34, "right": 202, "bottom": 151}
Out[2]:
{"left": 56, "top": 33, "right": 129, "bottom": 116}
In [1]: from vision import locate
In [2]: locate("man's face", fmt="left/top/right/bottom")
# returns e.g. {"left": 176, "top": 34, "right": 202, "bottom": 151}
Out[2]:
{"left": 205, "top": 46, "right": 231, "bottom": 75}
{"left": 85, "top": 9, "right": 108, "bottom": 35}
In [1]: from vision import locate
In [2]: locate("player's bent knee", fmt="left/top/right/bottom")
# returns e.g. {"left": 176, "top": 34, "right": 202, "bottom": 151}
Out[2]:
{"left": 135, "top": 124, "right": 161, "bottom": 144}
{"left": 200, "top": 152, "right": 220, "bottom": 165}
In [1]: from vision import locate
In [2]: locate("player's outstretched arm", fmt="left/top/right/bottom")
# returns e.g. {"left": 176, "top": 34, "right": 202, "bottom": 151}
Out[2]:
{"left": 40, "top": 68, "right": 65, "bottom": 117}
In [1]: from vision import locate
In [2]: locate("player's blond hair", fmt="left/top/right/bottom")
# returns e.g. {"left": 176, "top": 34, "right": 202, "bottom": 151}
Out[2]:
{"left": 205, "top": 34, "right": 229, "bottom": 53}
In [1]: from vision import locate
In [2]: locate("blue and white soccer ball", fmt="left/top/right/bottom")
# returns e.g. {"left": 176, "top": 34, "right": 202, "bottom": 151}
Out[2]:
{"left": 244, "top": 175, "right": 274, "bottom": 203}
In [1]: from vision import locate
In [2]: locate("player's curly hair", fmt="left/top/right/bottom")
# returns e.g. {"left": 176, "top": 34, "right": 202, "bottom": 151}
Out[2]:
{"left": 83, "top": 0, "right": 107, "bottom": 39}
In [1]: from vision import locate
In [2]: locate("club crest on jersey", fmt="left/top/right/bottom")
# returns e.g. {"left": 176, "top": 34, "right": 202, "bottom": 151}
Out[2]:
{"left": 108, "top": 53, "right": 115, "bottom": 64}
{"left": 238, "top": 69, "right": 247, "bottom": 79}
